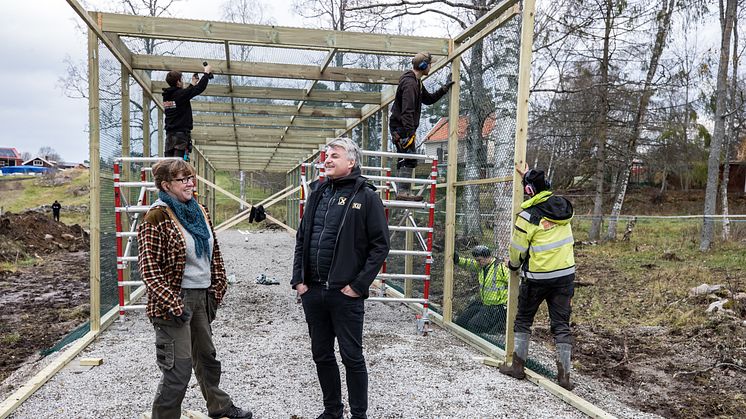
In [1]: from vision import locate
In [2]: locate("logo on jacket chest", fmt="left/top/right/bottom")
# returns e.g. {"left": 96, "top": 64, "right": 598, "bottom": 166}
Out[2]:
{"left": 163, "top": 100, "right": 176, "bottom": 109}
{"left": 338, "top": 196, "right": 347, "bottom": 206}
{"left": 352, "top": 203, "right": 361, "bottom": 210}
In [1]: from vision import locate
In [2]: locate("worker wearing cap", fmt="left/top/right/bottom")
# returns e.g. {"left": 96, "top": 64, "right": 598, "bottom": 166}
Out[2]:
{"left": 389, "top": 51, "right": 454, "bottom": 201}
{"left": 453, "top": 245, "right": 509, "bottom": 334}
{"left": 500, "top": 166, "right": 577, "bottom": 390}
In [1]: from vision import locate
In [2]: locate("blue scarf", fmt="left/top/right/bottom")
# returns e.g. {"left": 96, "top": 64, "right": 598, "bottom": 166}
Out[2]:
{"left": 158, "top": 191, "right": 212, "bottom": 260}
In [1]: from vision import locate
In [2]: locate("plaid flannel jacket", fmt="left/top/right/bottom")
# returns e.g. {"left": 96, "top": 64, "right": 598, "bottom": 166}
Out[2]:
{"left": 137, "top": 203, "right": 228, "bottom": 319}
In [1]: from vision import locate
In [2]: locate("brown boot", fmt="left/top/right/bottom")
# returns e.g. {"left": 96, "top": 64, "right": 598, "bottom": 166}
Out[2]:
{"left": 396, "top": 192, "right": 423, "bottom": 202}
{"left": 499, "top": 353, "right": 526, "bottom": 380}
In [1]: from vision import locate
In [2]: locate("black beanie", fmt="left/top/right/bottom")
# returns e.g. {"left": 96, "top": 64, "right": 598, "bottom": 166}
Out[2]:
{"left": 523, "top": 169, "right": 548, "bottom": 192}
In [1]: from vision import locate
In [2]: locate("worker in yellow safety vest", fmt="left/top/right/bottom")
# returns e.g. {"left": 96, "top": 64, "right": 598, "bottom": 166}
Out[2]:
{"left": 453, "top": 245, "right": 509, "bottom": 334}
{"left": 499, "top": 165, "right": 577, "bottom": 391}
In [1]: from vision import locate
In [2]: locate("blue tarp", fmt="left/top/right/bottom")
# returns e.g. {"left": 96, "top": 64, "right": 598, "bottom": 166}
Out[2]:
{"left": 0, "top": 165, "right": 50, "bottom": 174}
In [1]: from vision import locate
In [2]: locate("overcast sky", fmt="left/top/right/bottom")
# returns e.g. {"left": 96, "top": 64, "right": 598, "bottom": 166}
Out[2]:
{"left": 0, "top": 0, "right": 293, "bottom": 163}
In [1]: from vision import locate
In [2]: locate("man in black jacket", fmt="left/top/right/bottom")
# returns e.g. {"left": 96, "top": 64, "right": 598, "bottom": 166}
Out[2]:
{"left": 291, "top": 138, "right": 390, "bottom": 419}
{"left": 162, "top": 63, "right": 212, "bottom": 159}
{"left": 389, "top": 51, "right": 454, "bottom": 201}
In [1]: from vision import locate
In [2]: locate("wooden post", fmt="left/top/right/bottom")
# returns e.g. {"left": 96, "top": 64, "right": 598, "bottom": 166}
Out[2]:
{"left": 443, "top": 47, "right": 461, "bottom": 323}
{"left": 142, "top": 95, "right": 151, "bottom": 157}
{"left": 120, "top": 64, "right": 131, "bottom": 304}
{"left": 506, "top": 0, "right": 536, "bottom": 363}
{"left": 157, "top": 107, "right": 164, "bottom": 156}
{"left": 381, "top": 110, "right": 389, "bottom": 171}
{"left": 88, "top": 27, "right": 101, "bottom": 333}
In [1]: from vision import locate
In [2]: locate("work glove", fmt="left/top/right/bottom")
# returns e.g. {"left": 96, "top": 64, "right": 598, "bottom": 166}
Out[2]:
{"left": 442, "top": 74, "right": 455, "bottom": 92}
{"left": 171, "top": 307, "right": 192, "bottom": 327}
{"left": 453, "top": 251, "right": 460, "bottom": 264}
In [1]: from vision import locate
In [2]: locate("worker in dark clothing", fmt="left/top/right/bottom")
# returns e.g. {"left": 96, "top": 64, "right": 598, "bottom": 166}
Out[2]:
{"left": 453, "top": 245, "right": 509, "bottom": 334}
{"left": 162, "top": 63, "right": 212, "bottom": 159}
{"left": 389, "top": 52, "right": 454, "bottom": 201}
{"left": 291, "top": 137, "right": 390, "bottom": 419}
{"left": 51, "top": 200, "right": 61, "bottom": 222}
{"left": 499, "top": 166, "right": 577, "bottom": 390}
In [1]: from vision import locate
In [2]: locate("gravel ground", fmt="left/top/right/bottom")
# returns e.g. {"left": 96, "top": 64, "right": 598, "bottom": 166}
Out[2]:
{"left": 9, "top": 230, "right": 655, "bottom": 419}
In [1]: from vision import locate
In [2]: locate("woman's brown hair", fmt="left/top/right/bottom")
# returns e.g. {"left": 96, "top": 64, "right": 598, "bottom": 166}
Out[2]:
{"left": 152, "top": 159, "right": 196, "bottom": 191}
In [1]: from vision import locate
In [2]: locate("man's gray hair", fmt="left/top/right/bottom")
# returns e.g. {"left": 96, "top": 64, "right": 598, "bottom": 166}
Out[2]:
{"left": 326, "top": 137, "right": 362, "bottom": 167}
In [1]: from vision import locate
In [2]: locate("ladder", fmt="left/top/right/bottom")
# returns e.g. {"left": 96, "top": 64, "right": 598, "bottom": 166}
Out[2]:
{"left": 113, "top": 157, "right": 180, "bottom": 316}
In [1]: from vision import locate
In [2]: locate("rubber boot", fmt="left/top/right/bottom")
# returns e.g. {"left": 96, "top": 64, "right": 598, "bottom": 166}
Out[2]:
{"left": 499, "top": 332, "right": 529, "bottom": 380}
{"left": 556, "top": 343, "right": 575, "bottom": 390}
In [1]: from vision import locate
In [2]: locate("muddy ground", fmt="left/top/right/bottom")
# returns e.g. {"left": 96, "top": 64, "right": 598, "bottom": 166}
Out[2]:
{"left": 0, "top": 212, "right": 89, "bottom": 383}
{"left": 563, "top": 251, "right": 746, "bottom": 418}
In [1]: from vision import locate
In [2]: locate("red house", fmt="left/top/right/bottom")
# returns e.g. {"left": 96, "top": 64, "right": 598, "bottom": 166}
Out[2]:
{"left": 0, "top": 147, "right": 23, "bottom": 167}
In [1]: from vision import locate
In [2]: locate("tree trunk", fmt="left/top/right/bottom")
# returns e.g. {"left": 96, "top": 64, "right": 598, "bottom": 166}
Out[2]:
{"left": 721, "top": 13, "right": 739, "bottom": 241}
{"left": 607, "top": 0, "right": 674, "bottom": 240}
{"left": 701, "top": 0, "right": 737, "bottom": 251}
{"left": 588, "top": 0, "right": 613, "bottom": 241}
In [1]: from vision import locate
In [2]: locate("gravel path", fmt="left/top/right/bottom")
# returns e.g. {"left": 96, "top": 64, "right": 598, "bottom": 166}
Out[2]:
{"left": 9, "top": 230, "right": 654, "bottom": 419}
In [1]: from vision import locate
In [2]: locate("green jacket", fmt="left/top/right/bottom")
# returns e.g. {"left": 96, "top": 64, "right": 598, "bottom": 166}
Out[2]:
{"left": 509, "top": 190, "right": 575, "bottom": 285}
{"left": 456, "top": 257, "right": 509, "bottom": 305}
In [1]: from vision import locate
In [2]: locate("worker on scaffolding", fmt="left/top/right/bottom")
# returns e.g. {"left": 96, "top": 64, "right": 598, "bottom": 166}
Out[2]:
{"left": 389, "top": 51, "right": 454, "bottom": 201}
{"left": 291, "top": 137, "right": 390, "bottom": 419}
{"left": 162, "top": 62, "right": 212, "bottom": 160}
{"left": 499, "top": 166, "right": 576, "bottom": 391}
{"left": 138, "top": 159, "right": 252, "bottom": 419}
{"left": 453, "top": 245, "right": 509, "bottom": 334}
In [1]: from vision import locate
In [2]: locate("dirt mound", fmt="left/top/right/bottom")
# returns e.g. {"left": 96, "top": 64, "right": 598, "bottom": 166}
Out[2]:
{"left": 0, "top": 211, "right": 89, "bottom": 262}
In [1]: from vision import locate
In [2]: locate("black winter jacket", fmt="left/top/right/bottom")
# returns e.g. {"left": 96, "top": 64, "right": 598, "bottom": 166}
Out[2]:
{"left": 389, "top": 70, "right": 448, "bottom": 139}
{"left": 162, "top": 74, "right": 209, "bottom": 133}
{"left": 291, "top": 167, "right": 390, "bottom": 298}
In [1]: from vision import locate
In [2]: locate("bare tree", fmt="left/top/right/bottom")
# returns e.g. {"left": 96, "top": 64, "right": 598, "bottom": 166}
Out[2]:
{"left": 606, "top": 0, "right": 677, "bottom": 240}
{"left": 38, "top": 147, "right": 62, "bottom": 163}
{"left": 701, "top": 0, "right": 738, "bottom": 251}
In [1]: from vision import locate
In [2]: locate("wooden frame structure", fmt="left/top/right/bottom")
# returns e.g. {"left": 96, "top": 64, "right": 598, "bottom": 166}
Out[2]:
{"left": 0, "top": 1, "right": 611, "bottom": 418}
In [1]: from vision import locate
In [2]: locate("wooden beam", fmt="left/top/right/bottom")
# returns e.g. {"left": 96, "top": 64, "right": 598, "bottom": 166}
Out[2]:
{"left": 454, "top": 0, "right": 519, "bottom": 43}
{"left": 191, "top": 126, "right": 334, "bottom": 140}
{"left": 64, "top": 2, "right": 162, "bottom": 109}
{"left": 195, "top": 175, "right": 295, "bottom": 233}
{"left": 196, "top": 141, "right": 320, "bottom": 150}
{"left": 191, "top": 101, "right": 361, "bottom": 118}
{"left": 193, "top": 114, "right": 348, "bottom": 129}
{"left": 132, "top": 55, "right": 401, "bottom": 85}
{"left": 88, "top": 28, "right": 101, "bottom": 334}
{"left": 98, "top": 12, "right": 449, "bottom": 55}
{"left": 152, "top": 82, "right": 381, "bottom": 104}
{"left": 506, "top": 0, "right": 536, "bottom": 366}
{"left": 443, "top": 52, "right": 460, "bottom": 324}
{"left": 103, "top": 32, "right": 162, "bottom": 109}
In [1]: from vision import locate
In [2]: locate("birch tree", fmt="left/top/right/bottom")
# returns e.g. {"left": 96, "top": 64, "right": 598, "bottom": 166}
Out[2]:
{"left": 701, "top": 0, "right": 738, "bottom": 251}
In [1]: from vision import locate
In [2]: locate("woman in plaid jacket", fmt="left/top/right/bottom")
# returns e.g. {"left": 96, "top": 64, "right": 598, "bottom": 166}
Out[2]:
{"left": 137, "top": 159, "right": 251, "bottom": 419}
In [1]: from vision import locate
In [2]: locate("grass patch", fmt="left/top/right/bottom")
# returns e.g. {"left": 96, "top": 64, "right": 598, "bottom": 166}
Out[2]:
{"left": 570, "top": 218, "right": 745, "bottom": 332}
{"left": 1, "top": 332, "right": 21, "bottom": 345}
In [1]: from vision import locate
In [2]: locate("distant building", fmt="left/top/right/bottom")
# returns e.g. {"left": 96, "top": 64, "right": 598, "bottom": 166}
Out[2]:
{"left": 422, "top": 114, "right": 497, "bottom": 165}
{"left": 57, "top": 161, "right": 89, "bottom": 170}
{"left": 0, "top": 147, "right": 23, "bottom": 167}
{"left": 22, "top": 156, "right": 56, "bottom": 168}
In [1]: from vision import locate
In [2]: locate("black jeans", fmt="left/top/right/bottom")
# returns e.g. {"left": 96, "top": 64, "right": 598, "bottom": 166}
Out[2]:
{"left": 301, "top": 286, "right": 367, "bottom": 419}
{"left": 165, "top": 131, "right": 191, "bottom": 158}
{"left": 514, "top": 280, "right": 574, "bottom": 344}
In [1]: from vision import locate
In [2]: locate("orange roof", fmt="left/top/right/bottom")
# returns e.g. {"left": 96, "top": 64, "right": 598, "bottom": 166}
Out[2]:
{"left": 424, "top": 114, "right": 496, "bottom": 143}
